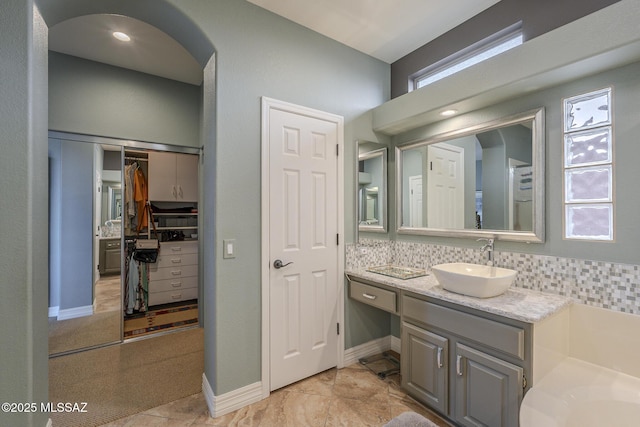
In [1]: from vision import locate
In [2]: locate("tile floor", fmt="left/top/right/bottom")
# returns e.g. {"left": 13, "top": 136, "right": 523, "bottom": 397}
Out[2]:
{"left": 99, "top": 358, "right": 452, "bottom": 427}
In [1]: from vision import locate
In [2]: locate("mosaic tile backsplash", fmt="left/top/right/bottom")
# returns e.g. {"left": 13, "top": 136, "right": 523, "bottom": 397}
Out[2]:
{"left": 347, "top": 239, "right": 640, "bottom": 315}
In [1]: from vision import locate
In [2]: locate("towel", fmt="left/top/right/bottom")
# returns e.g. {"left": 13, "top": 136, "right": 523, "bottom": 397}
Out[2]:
{"left": 383, "top": 411, "right": 438, "bottom": 427}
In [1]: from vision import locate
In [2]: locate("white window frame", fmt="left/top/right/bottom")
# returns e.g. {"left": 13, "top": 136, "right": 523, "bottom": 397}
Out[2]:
{"left": 411, "top": 24, "right": 523, "bottom": 91}
{"left": 562, "top": 87, "right": 614, "bottom": 241}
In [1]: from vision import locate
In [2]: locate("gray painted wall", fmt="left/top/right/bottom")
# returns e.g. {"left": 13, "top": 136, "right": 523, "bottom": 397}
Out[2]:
{"left": 49, "top": 52, "right": 202, "bottom": 147}
{"left": 56, "top": 139, "right": 94, "bottom": 311}
{"left": 373, "top": 60, "right": 640, "bottom": 265}
{"left": 0, "top": 2, "right": 49, "bottom": 426}
{"left": 391, "top": 0, "right": 621, "bottom": 98}
{"left": 37, "top": 0, "right": 390, "bottom": 401}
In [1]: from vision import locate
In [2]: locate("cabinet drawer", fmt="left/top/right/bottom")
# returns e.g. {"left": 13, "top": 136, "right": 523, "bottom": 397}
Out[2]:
{"left": 105, "top": 240, "right": 121, "bottom": 249}
{"left": 150, "top": 276, "right": 198, "bottom": 293}
{"left": 148, "top": 287, "right": 198, "bottom": 306}
{"left": 160, "top": 241, "right": 198, "bottom": 255}
{"left": 350, "top": 280, "right": 397, "bottom": 313}
{"left": 148, "top": 264, "right": 198, "bottom": 281}
{"left": 403, "top": 295, "right": 525, "bottom": 360}
{"left": 155, "top": 252, "right": 198, "bottom": 268}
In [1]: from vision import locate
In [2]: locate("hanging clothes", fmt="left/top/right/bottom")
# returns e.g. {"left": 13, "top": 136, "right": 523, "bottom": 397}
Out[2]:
{"left": 126, "top": 252, "right": 139, "bottom": 315}
{"left": 124, "top": 163, "right": 137, "bottom": 233}
{"left": 134, "top": 167, "right": 149, "bottom": 232}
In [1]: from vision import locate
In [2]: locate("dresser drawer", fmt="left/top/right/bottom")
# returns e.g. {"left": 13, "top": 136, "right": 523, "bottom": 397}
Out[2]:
{"left": 148, "top": 264, "right": 198, "bottom": 281}
{"left": 150, "top": 276, "right": 198, "bottom": 293}
{"left": 403, "top": 295, "right": 525, "bottom": 360}
{"left": 160, "top": 241, "right": 198, "bottom": 255}
{"left": 148, "top": 287, "right": 198, "bottom": 306}
{"left": 155, "top": 252, "right": 198, "bottom": 268}
{"left": 350, "top": 280, "right": 397, "bottom": 314}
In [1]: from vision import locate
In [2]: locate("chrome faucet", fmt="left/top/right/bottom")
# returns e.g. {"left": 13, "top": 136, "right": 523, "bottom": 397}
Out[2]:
{"left": 477, "top": 238, "right": 494, "bottom": 266}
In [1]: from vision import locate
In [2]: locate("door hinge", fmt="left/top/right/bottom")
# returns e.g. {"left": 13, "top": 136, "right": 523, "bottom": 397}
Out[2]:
{"left": 337, "top": 323, "right": 340, "bottom": 335}
{"left": 336, "top": 144, "right": 339, "bottom": 156}
{"left": 336, "top": 234, "right": 339, "bottom": 245}
{"left": 430, "top": 161, "right": 433, "bottom": 171}
{"left": 523, "top": 374, "right": 528, "bottom": 389}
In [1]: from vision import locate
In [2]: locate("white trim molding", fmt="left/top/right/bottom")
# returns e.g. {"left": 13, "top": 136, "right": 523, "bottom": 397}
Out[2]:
{"left": 56, "top": 304, "right": 93, "bottom": 320}
{"left": 343, "top": 335, "right": 397, "bottom": 367}
{"left": 391, "top": 335, "right": 402, "bottom": 354}
{"left": 202, "top": 374, "right": 263, "bottom": 418}
{"left": 48, "top": 306, "right": 59, "bottom": 318}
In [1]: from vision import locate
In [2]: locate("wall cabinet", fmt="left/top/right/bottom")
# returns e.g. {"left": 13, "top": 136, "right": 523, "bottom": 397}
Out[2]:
{"left": 148, "top": 151, "right": 198, "bottom": 202}
{"left": 402, "top": 294, "right": 528, "bottom": 427}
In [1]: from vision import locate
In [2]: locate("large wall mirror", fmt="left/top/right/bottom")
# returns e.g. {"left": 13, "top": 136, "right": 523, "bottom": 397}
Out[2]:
{"left": 396, "top": 108, "right": 545, "bottom": 242}
{"left": 357, "top": 140, "right": 387, "bottom": 235}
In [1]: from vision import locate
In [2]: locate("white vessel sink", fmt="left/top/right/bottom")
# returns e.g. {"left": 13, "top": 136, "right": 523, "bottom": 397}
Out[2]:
{"left": 431, "top": 262, "right": 517, "bottom": 298}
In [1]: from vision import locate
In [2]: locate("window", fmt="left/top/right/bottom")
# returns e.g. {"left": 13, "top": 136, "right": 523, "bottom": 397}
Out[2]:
{"left": 562, "top": 88, "right": 614, "bottom": 241}
{"left": 412, "top": 25, "right": 523, "bottom": 91}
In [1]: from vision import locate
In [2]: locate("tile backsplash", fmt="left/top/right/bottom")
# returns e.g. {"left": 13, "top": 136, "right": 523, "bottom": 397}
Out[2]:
{"left": 347, "top": 239, "right": 640, "bottom": 315}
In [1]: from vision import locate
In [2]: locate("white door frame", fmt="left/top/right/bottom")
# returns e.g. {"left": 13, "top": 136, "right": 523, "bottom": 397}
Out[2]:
{"left": 260, "top": 97, "right": 345, "bottom": 399}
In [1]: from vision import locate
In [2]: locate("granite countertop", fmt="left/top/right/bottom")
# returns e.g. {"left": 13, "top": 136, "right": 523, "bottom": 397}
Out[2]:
{"left": 345, "top": 268, "right": 572, "bottom": 324}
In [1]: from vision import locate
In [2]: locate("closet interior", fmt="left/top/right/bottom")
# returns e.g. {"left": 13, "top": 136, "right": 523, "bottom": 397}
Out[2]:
{"left": 123, "top": 149, "right": 200, "bottom": 339}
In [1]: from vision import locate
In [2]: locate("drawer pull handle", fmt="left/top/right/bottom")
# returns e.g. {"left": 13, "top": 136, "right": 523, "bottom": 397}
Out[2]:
{"left": 437, "top": 347, "right": 443, "bottom": 368}
{"left": 171, "top": 247, "right": 182, "bottom": 252}
{"left": 171, "top": 259, "right": 182, "bottom": 264}
{"left": 362, "top": 293, "right": 377, "bottom": 300}
{"left": 171, "top": 271, "right": 182, "bottom": 276}
{"left": 171, "top": 282, "right": 182, "bottom": 288}
{"left": 171, "top": 293, "right": 182, "bottom": 299}
{"left": 456, "top": 355, "right": 463, "bottom": 376}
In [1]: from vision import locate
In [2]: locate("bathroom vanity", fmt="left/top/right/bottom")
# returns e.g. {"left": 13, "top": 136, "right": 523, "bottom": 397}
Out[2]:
{"left": 346, "top": 268, "right": 571, "bottom": 427}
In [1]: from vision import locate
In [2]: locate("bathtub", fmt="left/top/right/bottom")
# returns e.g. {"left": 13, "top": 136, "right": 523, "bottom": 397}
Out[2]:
{"left": 520, "top": 357, "right": 640, "bottom": 427}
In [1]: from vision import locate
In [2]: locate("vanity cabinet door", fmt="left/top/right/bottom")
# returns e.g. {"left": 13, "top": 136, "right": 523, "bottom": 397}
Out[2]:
{"left": 453, "top": 343, "right": 523, "bottom": 427}
{"left": 401, "top": 322, "right": 448, "bottom": 414}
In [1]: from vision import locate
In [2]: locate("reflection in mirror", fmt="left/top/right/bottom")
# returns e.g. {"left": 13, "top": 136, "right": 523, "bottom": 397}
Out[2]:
{"left": 48, "top": 138, "right": 123, "bottom": 355}
{"left": 396, "top": 108, "right": 544, "bottom": 242}
{"left": 357, "top": 142, "right": 387, "bottom": 234}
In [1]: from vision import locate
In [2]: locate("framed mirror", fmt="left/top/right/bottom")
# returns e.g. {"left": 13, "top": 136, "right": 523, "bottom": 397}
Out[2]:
{"left": 396, "top": 108, "right": 545, "bottom": 242}
{"left": 357, "top": 141, "right": 387, "bottom": 234}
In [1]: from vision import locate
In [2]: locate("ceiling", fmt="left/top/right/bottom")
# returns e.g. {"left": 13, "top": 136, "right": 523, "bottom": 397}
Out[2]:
{"left": 48, "top": 0, "right": 500, "bottom": 85}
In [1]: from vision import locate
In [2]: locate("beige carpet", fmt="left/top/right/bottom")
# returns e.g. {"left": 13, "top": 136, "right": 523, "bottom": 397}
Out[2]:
{"left": 49, "top": 310, "right": 121, "bottom": 355}
{"left": 49, "top": 327, "right": 204, "bottom": 427}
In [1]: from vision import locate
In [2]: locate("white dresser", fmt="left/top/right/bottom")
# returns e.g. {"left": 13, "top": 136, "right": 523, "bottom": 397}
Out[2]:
{"left": 148, "top": 241, "right": 198, "bottom": 306}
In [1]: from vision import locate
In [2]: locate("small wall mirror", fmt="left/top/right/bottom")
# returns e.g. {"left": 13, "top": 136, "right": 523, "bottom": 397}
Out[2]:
{"left": 396, "top": 108, "right": 545, "bottom": 242}
{"left": 357, "top": 141, "right": 387, "bottom": 234}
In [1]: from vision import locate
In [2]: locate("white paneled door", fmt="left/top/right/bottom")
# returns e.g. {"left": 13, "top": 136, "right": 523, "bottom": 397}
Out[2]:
{"left": 427, "top": 143, "right": 464, "bottom": 229}
{"left": 264, "top": 99, "right": 342, "bottom": 392}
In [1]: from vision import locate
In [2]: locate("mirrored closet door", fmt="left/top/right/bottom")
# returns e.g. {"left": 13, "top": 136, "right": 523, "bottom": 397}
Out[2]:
{"left": 48, "top": 136, "right": 123, "bottom": 356}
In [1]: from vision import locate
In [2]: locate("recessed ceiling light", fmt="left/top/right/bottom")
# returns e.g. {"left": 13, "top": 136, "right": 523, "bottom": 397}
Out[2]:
{"left": 112, "top": 31, "right": 131, "bottom": 42}
{"left": 440, "top": 109, "right": 458, "bottom": 117}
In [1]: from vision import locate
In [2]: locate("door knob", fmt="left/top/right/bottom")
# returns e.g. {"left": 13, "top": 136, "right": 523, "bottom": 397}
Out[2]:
{"left": 273, "top": 259, "right": 293, "bottom": 269}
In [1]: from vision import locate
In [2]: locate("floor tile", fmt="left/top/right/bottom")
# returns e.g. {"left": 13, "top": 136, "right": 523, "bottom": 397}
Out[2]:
{"left": 100, "top": 354, "right": 451, "bottom": 427}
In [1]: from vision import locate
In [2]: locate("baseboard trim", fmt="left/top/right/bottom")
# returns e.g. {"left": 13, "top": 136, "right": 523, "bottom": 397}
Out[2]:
{"left": 344, "top": 336, "right": 391, "bottom": 367}
{"left": 391, "top": 335, "right": 401, "bottom": 354}
{"left": 48, "top": 306, "right": 59, "bottom": 318}
{"left": 56, "top": 304, "right": 93, "bottom": 320}
{"left": 202, "top": 374, "right": 263, "bottom": 418}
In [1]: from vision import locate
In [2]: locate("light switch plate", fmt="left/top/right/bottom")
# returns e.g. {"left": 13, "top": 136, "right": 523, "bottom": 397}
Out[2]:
{"left": 223, "top": 239, "right": 235, "bottom": 259}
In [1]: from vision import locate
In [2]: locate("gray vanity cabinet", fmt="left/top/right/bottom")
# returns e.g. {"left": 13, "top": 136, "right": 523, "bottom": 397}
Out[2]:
{"left": 99, "top": 238, "right": 121, "bottom": 275}
{"left": 402, "top": 294, "right": 529, "bottom": 427}
{"left": 454, "top": 343, "right": 523, "bottom": 427}
{"left": 401, "top": 322, "right": 448, "bottom": 414}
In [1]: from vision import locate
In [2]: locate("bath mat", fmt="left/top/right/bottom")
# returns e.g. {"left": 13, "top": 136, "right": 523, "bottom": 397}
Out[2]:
{"left": 124, "top": 303, "right": 198, "bottom": 338}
